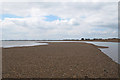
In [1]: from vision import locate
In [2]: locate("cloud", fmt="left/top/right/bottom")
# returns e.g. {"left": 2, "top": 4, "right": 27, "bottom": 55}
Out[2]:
{"left": 1, "top": 2, "right": 118, "bottom": 40}
{"left": 0, "top": 0, "right": 119, "bottom": 2}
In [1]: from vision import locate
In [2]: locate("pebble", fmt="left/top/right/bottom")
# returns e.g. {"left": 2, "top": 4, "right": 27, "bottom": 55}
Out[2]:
{"left": 81, "top": 70, "right": 83, "bottom": 72}
{"left": 73, "top": 75, "right": 77, "bottom": 78}
{"left": 70, "top": 69, "right": 72, "bottom": 70}
{"left": 85, "top": 75, "right": 88, "bottom": 78}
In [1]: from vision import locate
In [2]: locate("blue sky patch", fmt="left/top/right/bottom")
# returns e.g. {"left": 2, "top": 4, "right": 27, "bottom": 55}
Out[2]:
{"left": 44, "top": 15, "right": 61, "bottom": 22}
{"left": 80, "top": 16, "right": 86, "bottom": 19}
{"left": 0, "top": 14, "right": 23, "bottom": 20}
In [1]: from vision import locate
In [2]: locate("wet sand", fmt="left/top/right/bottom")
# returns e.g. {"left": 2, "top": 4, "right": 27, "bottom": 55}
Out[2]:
{"left": 2, "top": 42, "right": 119, "bottom": 78}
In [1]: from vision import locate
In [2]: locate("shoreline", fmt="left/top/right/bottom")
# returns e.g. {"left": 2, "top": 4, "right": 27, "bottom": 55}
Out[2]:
{"left": 2, "top": 42, "right": 119, "bottom": 78}
{"left": 2, "top": 39, "right": 120, "bottom": 43}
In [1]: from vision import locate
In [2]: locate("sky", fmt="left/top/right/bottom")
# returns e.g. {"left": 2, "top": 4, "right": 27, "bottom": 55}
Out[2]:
{"left": 0, "top": 2, "right": 118, "bottom": 40}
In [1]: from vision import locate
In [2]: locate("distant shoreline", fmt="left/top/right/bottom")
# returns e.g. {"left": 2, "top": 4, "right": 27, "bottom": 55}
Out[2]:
{"left": 2, "top": 38, "right": 120, "bottom": 42}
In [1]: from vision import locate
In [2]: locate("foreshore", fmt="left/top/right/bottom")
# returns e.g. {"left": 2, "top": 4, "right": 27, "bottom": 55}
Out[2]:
{"left": 2, "top": 42, "right": 119, "bottom": 78}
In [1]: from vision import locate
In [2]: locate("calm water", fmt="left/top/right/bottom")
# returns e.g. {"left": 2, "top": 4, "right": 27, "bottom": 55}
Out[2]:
{"left": 84, "top": 41, "right": 119, "bottom": 64}
{"left": 2, "top": 41, "right": 119, "bottom": 64}
{"left": 2, "top": 41, "right": 48, "bottom": 48}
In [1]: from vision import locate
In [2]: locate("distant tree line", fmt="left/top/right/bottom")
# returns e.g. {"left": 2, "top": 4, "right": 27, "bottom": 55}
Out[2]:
{"left": 80, "top": 38, "right": 119, "bottom": 41}
{"left": 4, "top": 38, "right": 119, "bottom": 41}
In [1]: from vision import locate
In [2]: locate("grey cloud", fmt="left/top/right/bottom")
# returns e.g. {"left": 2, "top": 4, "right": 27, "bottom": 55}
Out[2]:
{"left": 1, "top": 2, "right": 118, "bottom": 40}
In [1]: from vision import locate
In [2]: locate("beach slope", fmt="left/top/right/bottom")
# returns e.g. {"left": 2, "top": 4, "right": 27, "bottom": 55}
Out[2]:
{"left": 2, "top": 42, "right": 119, "bottom": 78}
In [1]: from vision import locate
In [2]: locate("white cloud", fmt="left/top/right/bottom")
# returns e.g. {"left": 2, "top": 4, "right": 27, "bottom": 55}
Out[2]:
{"left": 1, "top": 2, "right": 118, "bottom": 40}
{"left": 0, "top": 0, "right": 119, "bottom": 2}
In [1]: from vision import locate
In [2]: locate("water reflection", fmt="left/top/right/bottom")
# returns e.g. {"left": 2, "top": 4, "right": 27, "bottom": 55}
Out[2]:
{"left": 85, "top": 41, "right": 119, "bottom": 64}
{"left": 2, "top": 41, "right": 48, "bottom": 48}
